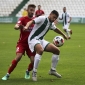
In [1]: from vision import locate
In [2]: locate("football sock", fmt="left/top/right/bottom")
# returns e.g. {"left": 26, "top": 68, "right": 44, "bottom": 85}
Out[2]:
{"left": 33, "top": 54, "right": 41, "bottom": 72}
{"left": 51, "top": 54, "right": 59, "bottom": 70}
{"left": 8, "top": 59, "right": 18, "bottom": 74}
{"left": 27, "top": 63, "right": 33, "bottom": 71}
{"left": 66, "top": 30, "right": 70, "bottom": 38}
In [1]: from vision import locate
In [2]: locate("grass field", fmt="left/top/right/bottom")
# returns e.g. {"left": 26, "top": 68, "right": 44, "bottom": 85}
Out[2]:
{"left": 0, "top": 23, "right": 85, "bottom": 85}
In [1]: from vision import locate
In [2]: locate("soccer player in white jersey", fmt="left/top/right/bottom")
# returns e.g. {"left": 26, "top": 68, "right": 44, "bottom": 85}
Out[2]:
{"left": 59, "top": 7, "right": 72, "bottom": 39}
{"left": 24, "top": 10, "right": 68, "bottom": 81}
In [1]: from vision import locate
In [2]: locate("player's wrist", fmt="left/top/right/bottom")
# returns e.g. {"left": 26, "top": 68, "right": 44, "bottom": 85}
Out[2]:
{"left": 19, "top": 25, "right": 24, "bottom": 29}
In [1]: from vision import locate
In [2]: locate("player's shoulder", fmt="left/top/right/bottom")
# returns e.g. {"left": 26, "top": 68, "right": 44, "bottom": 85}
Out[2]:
{"left": 18, "top": 16, "right": 26, "bottom": 21}
{"left": 37, "top": 15, "right": 46, "bottom": 20}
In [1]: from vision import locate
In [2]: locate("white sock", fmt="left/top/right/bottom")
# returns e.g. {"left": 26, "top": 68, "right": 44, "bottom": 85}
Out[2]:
{"left": 33, "top": 54, "right": 41, "bottom": 72}
{"left": 66, "top": 29, "right": 70, "bottom": 37}
{"left": 51, "top": 54, "right": 59, "bottom": 70}
{"left": 67, "top": 29, "right": 71, "bottom": 32}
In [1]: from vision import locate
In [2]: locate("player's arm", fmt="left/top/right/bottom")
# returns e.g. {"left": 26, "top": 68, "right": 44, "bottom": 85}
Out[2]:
{"left": 24, "top": 20, "right": 34, "bottom": 30}
{"left": 14, "top": 17, "right": 24, "bottom": 30}
{"left": 14, "top": 24, "right": 24, "bottom": 30}
{"left": 59, "top": 14, "right": 63, "bottom": 20}
{"left": 51, "top": 23, "right": 67, "bottom": 40}
{"left": 54, "top": 28, "right": 67, "bottom": 40}
{"left": 68, "top": 13, "right": 72, "bottom": 23}
{"left": 68, "top": 17, "right": 72, "bottom": 23}
{"left": 24, "top": 16, "right": 44, "bottom": 30}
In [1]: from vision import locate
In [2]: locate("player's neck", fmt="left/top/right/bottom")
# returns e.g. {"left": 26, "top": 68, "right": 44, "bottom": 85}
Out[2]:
{"left": 28, "top": 16, "right": 33, "bottom": 19}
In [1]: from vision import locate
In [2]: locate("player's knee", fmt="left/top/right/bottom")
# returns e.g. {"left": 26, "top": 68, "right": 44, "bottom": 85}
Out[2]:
{"left": 37, "top": 48, "right": 44, "bottom": 55}
{"left": 15, "top": 55, "right": 22, "bottom": 62}
{"left": 54, "top": 48, "right": 60, "bottom": 55}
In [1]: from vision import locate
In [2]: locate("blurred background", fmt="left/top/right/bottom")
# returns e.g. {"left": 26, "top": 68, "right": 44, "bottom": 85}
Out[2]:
{"left": 0, "top": 0, "right": 85, "bottom": 23}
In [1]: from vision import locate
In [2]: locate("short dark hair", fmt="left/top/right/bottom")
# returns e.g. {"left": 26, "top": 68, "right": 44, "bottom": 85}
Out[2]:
{"left": 63, "top": 7, "right": 66, "bottom": 8}
{"left": 51, "top": 10, "right": 59, "bottom": 17}
{"left": 28, "top": 4, "right": 36, "bottom": 9}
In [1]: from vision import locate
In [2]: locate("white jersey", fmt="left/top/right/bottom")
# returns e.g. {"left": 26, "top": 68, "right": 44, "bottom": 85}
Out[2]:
{"left": 60, "top": 12, "right": 71, "bottom": 26}
{"left": 28, "top": 16, "right": 57, "bottom": 41}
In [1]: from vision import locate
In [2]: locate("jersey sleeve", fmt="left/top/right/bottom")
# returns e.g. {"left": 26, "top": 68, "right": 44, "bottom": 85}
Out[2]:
{"left": 50, "top": 22, "right": 57, "bottom": 30}
{"left": 33, "top": 16, "right": 45, "bottom": 24}
{"left": 17, "top": 17, "right": 24, "bottom": 25}
{"left": 42, "top": 10, "right": 44, "bottom": 14}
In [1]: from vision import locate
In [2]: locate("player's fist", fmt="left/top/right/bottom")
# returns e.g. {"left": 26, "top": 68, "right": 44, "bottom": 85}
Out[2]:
{"left": 23, "top": 26, "right": 28, "bottom": 31}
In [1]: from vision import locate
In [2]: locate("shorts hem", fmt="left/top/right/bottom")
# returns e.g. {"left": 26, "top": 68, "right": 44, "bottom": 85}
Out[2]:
{"left": 34, "top": 43, "right": 40, "bottom": 52}
{"left": 44, "top": 43, "right": 50, "bottom": 50}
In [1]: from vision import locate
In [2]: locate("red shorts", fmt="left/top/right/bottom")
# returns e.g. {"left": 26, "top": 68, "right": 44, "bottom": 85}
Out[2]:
{"left": 16, "top": 43, "right": 35, "bottom": 57}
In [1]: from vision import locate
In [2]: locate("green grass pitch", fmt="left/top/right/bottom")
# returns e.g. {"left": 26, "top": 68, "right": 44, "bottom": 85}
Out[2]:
{"left": 0, "top": 23, "right": 85, "bottom": 85}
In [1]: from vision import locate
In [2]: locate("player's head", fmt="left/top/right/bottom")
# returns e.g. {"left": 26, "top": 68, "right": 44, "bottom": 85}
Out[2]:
{"left": 63, "top": 7, "right": 66, "bottom": 13}
{"left": 48, "top": 10, "right": 59, "bottom": 23}
{"left": 38, "top": 5, "right": 41, "bottom": 10}
{"left": 27, "top": 4, "right": 36, "bottom": 18}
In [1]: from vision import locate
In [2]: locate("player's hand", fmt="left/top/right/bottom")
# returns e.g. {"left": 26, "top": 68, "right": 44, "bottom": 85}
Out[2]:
{"left": 23, "top": 26, "right": 28, "bottom": 31}
{"left": 63, "top": 34, "right": 68, "bottom": 40}
{"left": 68, "top": 21, "right": 70, "bottom": 23}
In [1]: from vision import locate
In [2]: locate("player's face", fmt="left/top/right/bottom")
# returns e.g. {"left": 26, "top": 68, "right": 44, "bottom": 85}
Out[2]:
{"left": 28, "top": 7, "right": 35, "bottom": 17}
{"left": 49, "top": 14, "right": 58, "bottom": 22}
{"left": 63, "top": 7, "right": 66, "bottom": 12}
{"left": 38, "top": 5, "right": 41, "bottom": 10}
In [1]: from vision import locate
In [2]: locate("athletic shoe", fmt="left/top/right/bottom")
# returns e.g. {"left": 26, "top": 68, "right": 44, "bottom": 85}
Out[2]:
{"left": 70, "top": 30, "right": 72, "bottom": 34}
{"left": 32, "top": 71, "right": 37, "bottom": 81}
{"left": 2, "top": 74, "right": 9, "bottom": 80}
{"left": 25, "top": 71, "right": 30, "bottom": 79}
{"left": 49, "top": 69, "right": 62, "bottom": 78}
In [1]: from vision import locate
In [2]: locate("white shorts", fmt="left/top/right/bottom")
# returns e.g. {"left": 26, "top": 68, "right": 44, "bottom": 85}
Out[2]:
{"left": 63, "top": 23, "right": 70, "bottom": 30}
{"left": 28, "top": 39, "right": 50, "bottom": 52}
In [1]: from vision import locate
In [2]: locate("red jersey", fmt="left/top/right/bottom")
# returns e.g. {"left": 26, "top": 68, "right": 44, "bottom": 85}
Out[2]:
{"left": 35, "top": 10, "right": 44, "bottom": 17}
{"left": 17, "top": 16, "right": 34, "bottom": 44}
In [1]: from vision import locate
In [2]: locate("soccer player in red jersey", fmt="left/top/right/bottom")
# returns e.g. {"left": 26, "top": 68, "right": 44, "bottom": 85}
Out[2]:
{"left": 35, "top": 5, "right": 44, "bottom": 17}
{"left": 2, "top": 4, "right": 36, "bottom": 80}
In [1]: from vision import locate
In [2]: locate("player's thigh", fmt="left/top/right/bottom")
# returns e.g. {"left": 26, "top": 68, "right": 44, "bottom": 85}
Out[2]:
{"left": 26, "top": 47, "right": 35, "bottom": 63}
{"left": 29, "top": 39, "right": 44, "bottom": 54}
{"left": 15, "top": 44, "right": 25, "bottom": 61}
{"left": 44, "top": 43, "right": 60, "bottom": 55}
{"left": 16, "top": 44, "right": 25, "bottom": 55}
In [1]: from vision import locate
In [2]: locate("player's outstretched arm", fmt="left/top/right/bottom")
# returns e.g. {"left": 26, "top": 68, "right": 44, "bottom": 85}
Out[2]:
{"left": 54, "top": 28, "right": 68, "bottom": 40}
{"left": 24, "top": 20, "right": 34, "bottom": 31}
{"left": 68, "top": 17, "right": 72, "bottom": 23}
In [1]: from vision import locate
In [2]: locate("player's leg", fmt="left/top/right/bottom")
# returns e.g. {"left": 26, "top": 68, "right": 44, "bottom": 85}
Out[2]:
{"left": 28, "top": 39, "right": 44, "bottom": 81}
{"left": 2, "top": 53, "right": 23, "bottom": 80}
{"left": 44, "top": 42, "right": 62, "bottom": 78}
{"left": 32, "top": 44, "right": 44, "bottom": 81}
{"left": 68, "top": 23, "right": 72, "bottom": 36}
{"left": 25, "top": 48, "right": 35, "bottom": 79}
{"left": 2, "top": 44, "right": 24, "bottom": 80}
{"left": 63, "top": 24, "right": 72, "bottom": 39}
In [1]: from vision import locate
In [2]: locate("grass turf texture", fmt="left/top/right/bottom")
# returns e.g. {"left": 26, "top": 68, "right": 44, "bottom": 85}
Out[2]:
{"left": 0, "top": 23, "right": 85, "bottom": 85}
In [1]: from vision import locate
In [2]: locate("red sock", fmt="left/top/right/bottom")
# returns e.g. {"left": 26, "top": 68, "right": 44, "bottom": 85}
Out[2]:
{"left": 28, "top": 63, "right": 33, "bottom": 71}
{"left": 8, "top": 59, "right": 18, "bottom": 74}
